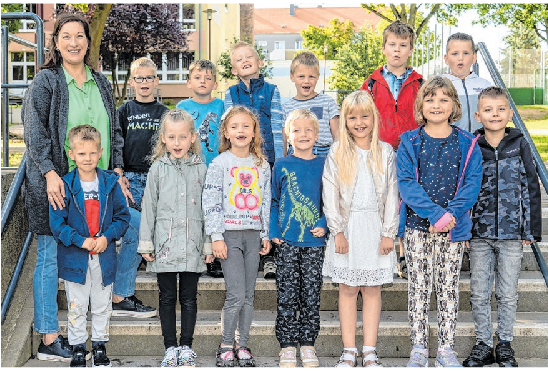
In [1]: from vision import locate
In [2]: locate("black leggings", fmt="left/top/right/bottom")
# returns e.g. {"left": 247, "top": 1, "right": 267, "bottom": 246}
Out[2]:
{"left": 157, "top": 271, "right": 200, "bottom": 349}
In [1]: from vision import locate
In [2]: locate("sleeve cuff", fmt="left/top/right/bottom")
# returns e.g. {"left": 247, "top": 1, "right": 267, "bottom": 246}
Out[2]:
{"left": 137, "top": 240, "right": 154, "bottom": 254}
{"left": 211, "top": 233, "right": 224, "bottom": 242}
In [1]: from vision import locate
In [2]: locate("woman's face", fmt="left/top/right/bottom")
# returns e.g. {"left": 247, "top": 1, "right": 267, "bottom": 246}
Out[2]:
{"left": 57, "top": 21, "right": 88, "bottom": 67}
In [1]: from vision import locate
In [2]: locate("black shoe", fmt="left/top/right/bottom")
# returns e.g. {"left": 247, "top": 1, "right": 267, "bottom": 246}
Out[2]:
{"left": 398, "top": 256, "right": 408, "bottom": 279}
{"left": 207, "top": 259, "right": 224, "bottom": 278}
{"left": 70, "top": 345, "right": 87, "bottom": 367}
{"left": 263, "top": 259, "right": 276, "bottom": 279}
{"left": 495, "top": 342, "right": 518, "bottom": 367}
{"left": 37, "top": 334, "right": 72, "bottom": 362}
{"left": 112, "top": 295, "right": 157, "bottom": 318}
{"left": 92, "top": 343, "right": 111, "bottom": 367}
{"left": 463, "top": 341, "right": 495, "bottom": 367}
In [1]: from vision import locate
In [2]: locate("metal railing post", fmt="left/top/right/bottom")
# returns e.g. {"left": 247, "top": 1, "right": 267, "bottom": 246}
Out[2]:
{"left": 2, "top": 26, "right": 10, "bottom": 167}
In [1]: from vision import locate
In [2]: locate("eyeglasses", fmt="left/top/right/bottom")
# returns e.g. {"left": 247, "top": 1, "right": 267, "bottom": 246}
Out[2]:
{"left": 131, "top": 75, "right": 156, "bottom": 83}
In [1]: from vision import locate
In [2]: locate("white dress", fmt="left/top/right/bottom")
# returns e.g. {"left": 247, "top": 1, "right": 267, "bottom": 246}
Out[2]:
{"left": 323, "top": 148, "right": 395, "bottom": 286}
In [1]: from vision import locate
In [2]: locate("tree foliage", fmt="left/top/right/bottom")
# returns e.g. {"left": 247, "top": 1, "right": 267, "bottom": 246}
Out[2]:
{"left": 217, "top": 36, "right": 273, "bottom": 82}
{"left": 301, "top": 19, "right": 356, "bottom": 60}
{"left": 1, "top": 4, "right": 25, "bottom": 33}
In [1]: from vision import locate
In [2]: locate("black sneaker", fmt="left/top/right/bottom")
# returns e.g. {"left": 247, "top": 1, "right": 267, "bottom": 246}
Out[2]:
{"left": 92, "top": 343, "right": 111, "bottom": 367}
{"left": 495, "top": 342, "right": 518, "bottom": 367}
{"left": 398, "top": 256, "right": 408, "bottom": 279}
{"left": 263, "top": 258, "right": 276, "bottom": 279}
{"left": 70, "top": 345, "right": 87, "bottom": 367}
{"left": 37, "top": 334, "right": 72, "bottom": 362}
{"left": 112, "top": 295, "right": 157, "bottom": 318}
{"left": 207, "top": 259, "right": 224, "bottom": 278}
{"left": 463, "top": 341, "right": 495, "bottom": 367}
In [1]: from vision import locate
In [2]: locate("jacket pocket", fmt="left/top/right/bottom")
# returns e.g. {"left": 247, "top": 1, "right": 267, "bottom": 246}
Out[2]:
{"left": 188, "top": 218, "right": 204, "bottom": 253}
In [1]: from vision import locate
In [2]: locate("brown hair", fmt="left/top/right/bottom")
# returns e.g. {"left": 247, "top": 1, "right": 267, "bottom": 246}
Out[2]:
{"left": 383, "top": 20, "right": 416, "bottom": 47}
{"left": 414, "top": 76, "right": 462, "bottom": 125}
{"left": 68, "top": 124, "right": 101, "bottom": 150}
{"left": 446, "top": 32, "right": 476, "bottom": 54}
{"left": 290, "top": 51, "right": 320, "bottom": 75}
{"left": 477, "top": 86, "right": 509, "bottom": 105}
{"left": 219, "top": 106, "right": 266, "bottom": 166}
{"left": 41, "top": 13, "right": 92, "bottom": 71}
{"left": 189, "top": 59, "right": 217, "bottom": 81}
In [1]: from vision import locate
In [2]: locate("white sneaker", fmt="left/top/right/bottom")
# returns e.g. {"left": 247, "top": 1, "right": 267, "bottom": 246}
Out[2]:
{"left": 161, "top": 347, "right": 178, "bottom": 367}
{"left": 300, "top": 346, "right": 319, "bottom": 367}
{"left": 279, "top": 347, "right": 297, "bottom": 367}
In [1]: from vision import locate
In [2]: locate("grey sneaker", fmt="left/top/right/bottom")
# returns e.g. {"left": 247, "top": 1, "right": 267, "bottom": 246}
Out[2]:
{"left": 436, "top": 349, "right": 462, "bottom": 367}
{"left": 177, "top": 345, "right": 197, "bottom": 367}
{"left": 407, "top": 346, "right": 429, "bottom": 367}
{"left": 161, "top": 346, "right": 179, "bottom": 367}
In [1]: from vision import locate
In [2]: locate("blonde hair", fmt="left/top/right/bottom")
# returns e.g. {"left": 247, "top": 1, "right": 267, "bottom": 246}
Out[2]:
{"left": 189, "top": 59, "right": 217, "bottom": 81}
{"left": 149, "top": 109, "right": 201, "bottom": 163}
{"left": 290, "top": 51, "right": 320, "bottom": 75}
{"left": 383, "top": 20, "right": 416, "bottom": 47}
{"left": 68, "top": 124, "right": 101, "bottom": 150}
{"left": 335, "top": 90, "right": 383, "bottom": 185}
{"left": 230, "top": 41, "right": 260, "bottom": 64}
{"left": 130, "top": 57, "right": 158, "bottom": 76}
{"left": 219, "top": 106, "right": 266, "bottom": 166}
{"left": 284, "top": 109, "right": 319, "bottom": 139}
{"left": 414, "top": 76, "right": 462, "bottom": 126}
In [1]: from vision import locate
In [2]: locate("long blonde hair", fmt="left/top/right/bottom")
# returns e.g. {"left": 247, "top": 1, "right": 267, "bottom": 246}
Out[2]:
{"left": 335, "top": 90, "right": 383, "bottom": 185}
{"left": 219, "top": 105, "right": 267, "bottom": 166}
{"left": 149, "top": 109, "right": 201, "bottom": 163}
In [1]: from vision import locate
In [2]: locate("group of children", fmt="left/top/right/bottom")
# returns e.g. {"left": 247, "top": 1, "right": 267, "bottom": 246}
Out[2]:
{"left": 51, "top": 20, "right": 541, "bottom": 369}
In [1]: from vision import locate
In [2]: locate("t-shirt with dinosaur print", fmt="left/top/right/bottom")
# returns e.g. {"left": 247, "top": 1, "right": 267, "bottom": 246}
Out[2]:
{"left": 270, "top": 154, "right": 327, "bottom": 247}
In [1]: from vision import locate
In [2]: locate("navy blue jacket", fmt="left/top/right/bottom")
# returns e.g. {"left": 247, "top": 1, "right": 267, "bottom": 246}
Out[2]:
{"left": 50, "top": 168, "right": 130, "bottom": 285}
{"left": 397, "top": 126, "right": 483, "bottom": 242}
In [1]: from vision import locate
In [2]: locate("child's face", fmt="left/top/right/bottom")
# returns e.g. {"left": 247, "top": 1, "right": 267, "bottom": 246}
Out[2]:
{"left": 290, "top": 65, "right": 319, "bottom": 100}
{"left": 68, "top": 140, "right": 102, "bottom": 175}
{"left": 187, "top": 68, "right": 217, "bottom": 97}
{"left": 288, "top": 118, "right": 318, "bottom": 153}
{"left": 161, "top": 119, "right": 196, "bottom": 159}
{"left": 231, "top": 46, "right": 263, "bottom": 80}
{"left": 475, "top": 96, "right": 513, "bottom": 133}
{"left": 224, "top": 113, "right": 255, "bottom": 150}
{"left": 129, "top": 66, "right": 159, "bottom": 101}
{"left": 422, "top": 88, "right": 454, "bottom": 126}
{"left": 444, "top": 40, "right": 477, "bottom": 79}
{"left": 382, "top": 34, "right": 414, "bottom": 71}
{"left": 346, "top": 108, "right": 374, "bottom": 141}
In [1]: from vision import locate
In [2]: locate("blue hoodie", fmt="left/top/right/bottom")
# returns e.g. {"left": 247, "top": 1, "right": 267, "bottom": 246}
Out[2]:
{"left": 50, "top": 168, "right": 130, "bottom": 285}
{"left": 396, "top": 126, "right": 483, "bottom": 242}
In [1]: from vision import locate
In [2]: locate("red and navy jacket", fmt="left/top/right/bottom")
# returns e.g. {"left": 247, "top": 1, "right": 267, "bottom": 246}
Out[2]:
{"left": 361, "top": 66, "right": 423, "bottom": 150}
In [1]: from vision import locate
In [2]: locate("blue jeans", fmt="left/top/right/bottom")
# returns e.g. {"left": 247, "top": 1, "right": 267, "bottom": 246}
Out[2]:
{"left": 33, "top": 234, "right": 59, "bottom": 333}
{"left": 112, "top": 172, "right": 147, "bottom": 298}
{"left": 469, "top": 239, "right": 523, "bottom": 346}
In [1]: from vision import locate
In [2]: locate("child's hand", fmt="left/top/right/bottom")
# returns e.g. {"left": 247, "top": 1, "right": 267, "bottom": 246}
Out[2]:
{"left": 204, "top": 254, "right": 215, "bottom": 263}
{"left": 429, "top": 216, "right": 456, "bottom": 234}
{"left": 260, "top": 240, "right": 272, "bottom": 255}
{"left": 522, "top": 240, "right": 534, "bottom": 245}
{"left": 213, "top": 240, "right": 228, "bottom": 260}
{"left": 310, "top": 227, "right": 325, "bottom": 238}
{"left": 271, "top": 238, "right": 283, "bottom": 245}
{"left": 465, "top": 241, "right": 470, "bottom": 249}
{"left": 141, "top": 253, "right": 156, "bottom": 262}
{"left": 380, "top": 236, "right": 394, "bottom": 255}
{"left": 92, "top": 236, "right": 108, "bottom": 254}
{"left": 82, "top": 238, "right": 96, "bottom": 251}
{"left": 335, "top": 232, "right": 349, "bottom": 254}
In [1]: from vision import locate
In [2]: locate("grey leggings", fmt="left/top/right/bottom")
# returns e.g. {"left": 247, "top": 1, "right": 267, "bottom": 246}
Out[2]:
{"left": 220, "top": 230, "right": 262, "bottom": 347}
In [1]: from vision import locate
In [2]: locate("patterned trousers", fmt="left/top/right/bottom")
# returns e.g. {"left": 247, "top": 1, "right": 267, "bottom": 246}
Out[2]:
{"left": 404, "top": 228, "right": 465, "bottom": 349}
{"left": 275, "top": 242, "right": 324, "bottom": 348}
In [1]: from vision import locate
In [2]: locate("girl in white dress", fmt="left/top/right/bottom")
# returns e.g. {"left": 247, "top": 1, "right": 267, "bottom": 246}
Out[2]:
{"left": 322, "top": 91, "right": 399, "bottom": 367}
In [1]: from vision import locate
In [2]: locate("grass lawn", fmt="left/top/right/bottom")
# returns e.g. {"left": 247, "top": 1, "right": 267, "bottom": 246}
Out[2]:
{"left": 531, "top": 136, "right": 548, "bottom": 163}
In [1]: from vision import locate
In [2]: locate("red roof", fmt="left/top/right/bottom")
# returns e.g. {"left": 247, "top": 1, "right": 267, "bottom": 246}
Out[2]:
{"left": 254, "top": 6, "right": 381, "bottom": 35}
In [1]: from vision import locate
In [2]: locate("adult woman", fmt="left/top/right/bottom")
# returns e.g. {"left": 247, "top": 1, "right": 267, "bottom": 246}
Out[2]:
{"left": 23, "top": 13, "right": 125, "bottom": 361}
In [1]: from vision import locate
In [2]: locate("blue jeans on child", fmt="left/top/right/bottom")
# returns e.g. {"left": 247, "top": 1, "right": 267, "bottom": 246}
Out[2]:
{"left": 469, "top": 238, "right": 523, "bottom": 347}
{"left": 33, "top": 234, "right": 59, "bottom": 333}
{"left": 113, "top": 172, "right": 147, "bottom": 298}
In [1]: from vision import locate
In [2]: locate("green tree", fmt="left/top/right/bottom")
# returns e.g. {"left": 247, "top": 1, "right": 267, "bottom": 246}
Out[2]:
{"left": 1, "top": 4, "right": 24, "bottom": 33}
{"left": 217, "top": 36, "right": 273, "bottom": 82}
{"left": 301, "top": 18, "right": 356, "bottom": 60}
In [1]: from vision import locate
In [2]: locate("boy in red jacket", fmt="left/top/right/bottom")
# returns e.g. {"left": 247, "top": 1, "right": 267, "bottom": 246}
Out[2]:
{"left": 361, "top": 20, "right": 423, "bottom": 278}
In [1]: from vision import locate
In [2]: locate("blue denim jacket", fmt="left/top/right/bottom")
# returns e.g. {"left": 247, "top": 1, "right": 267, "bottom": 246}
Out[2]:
{"left": 50, "top": 168, "right": 130, "bottom": 285}
{"left": 396, "top": 126, "right": 483, "bottom": 242}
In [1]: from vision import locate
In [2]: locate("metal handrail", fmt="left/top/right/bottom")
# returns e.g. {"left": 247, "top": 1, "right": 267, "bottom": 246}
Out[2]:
{"left": 478, "top": 42, "right": 548, "bottom": 287}
{"left": 1, "top": 153, "right": 27, "bottom": 233}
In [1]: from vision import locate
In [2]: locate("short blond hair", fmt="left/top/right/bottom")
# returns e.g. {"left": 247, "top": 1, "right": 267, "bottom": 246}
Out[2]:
{"left": 189, "top": 59, "right": 217, "bottom": 81}
{"left": 383, "top": 20, "right": 416, "bottom": 47}
{"left": 68, "top": 124, "right": 101, "bottom": 150}
{"left": 130, "top": 57, "right": 158, "bottom": 77}
{"left": 414, "top": 76, "right": 462, "bottom": 125}
{"left": 284, "top": 109, "right": 320, "bottom": 138}
{"left": 230, "top": 41, "right": 260, "bottom": 64}
{"left": 290, "top": 51, "right": 320, "bottom": 75}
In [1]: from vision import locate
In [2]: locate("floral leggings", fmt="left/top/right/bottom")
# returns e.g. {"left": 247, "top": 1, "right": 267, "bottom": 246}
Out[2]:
{"left": 404, "top": 228, "right": 465, "bottom": 349}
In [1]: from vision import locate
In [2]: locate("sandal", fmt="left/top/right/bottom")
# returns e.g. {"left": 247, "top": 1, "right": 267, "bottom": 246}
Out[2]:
{"left": 216, "top": 346, "right": 235, "bottom": 367}
{"left": 362, "top": 350, "right": 382, "bottom": 367}
{"left": 335, "top": 349, "right": 358, "bottom": 367}
{"left": 398, "top": 256, "right": 408, "bottom": 280}
{"left": 235, "top": 346, "right": 256, "bottom": 367}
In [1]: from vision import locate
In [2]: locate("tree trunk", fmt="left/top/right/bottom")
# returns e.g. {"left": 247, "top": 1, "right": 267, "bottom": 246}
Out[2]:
{"left": 118, "top": 71, "right": 131, "bottom": 106}
{"left": 89, "top": 4, "right": 112, "bottom": 70}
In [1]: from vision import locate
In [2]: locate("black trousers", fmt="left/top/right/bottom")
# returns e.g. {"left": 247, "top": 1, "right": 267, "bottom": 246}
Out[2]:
{"left": 157, "top": 271, "right": 200, "bottom": 349}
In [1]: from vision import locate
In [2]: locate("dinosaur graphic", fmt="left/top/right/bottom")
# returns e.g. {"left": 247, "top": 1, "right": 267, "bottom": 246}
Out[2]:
{"left": 198, "top": 112, "right": 218, "bottom": 152}
{"left": 281, "top": 168, "right": 317, "bottom": 242}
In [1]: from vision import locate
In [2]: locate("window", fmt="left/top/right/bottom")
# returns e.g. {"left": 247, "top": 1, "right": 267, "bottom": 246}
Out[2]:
{"left": 274, "top": 41, "right": 285, "bottom": 50}
{"left": 256, "top": 41, "right": 267, "bottom": 48}
{"left": 19, "top": 3, "right": 37, "bottom": 31}
{"left": 11, "top": 51, "right": 35, "bottom": 82}
{"left": 180, "top": 4, "right": 196, "bottom": 31}
{"left": 295, "top": 41, "right": 304, "bottom": 50}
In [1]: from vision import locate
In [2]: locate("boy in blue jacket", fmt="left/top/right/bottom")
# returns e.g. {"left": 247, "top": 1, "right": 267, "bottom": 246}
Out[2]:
{"left": 50, "top": 125, "right": 130, "bottom": 367}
